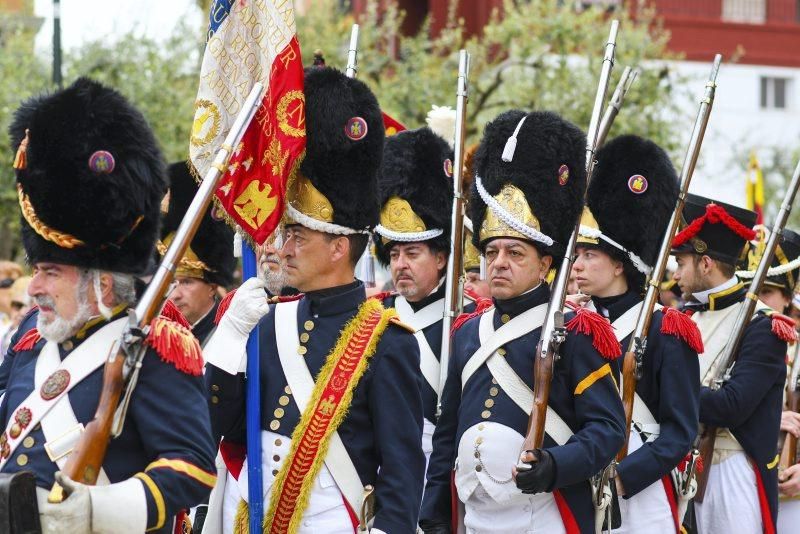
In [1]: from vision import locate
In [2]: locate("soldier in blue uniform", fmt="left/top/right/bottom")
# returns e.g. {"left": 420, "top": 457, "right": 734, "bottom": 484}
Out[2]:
{"left": 672, "top": 194, "right": 789, "bottom": 533}
{"left": 572, "top": 135, "right": 702, "bottom": 532}
{"left": 0, "top": 78, "right": 217, "bottom": 533}
{"left": 419, "top": 110, "right": 626, "bottom": 533}
{"left": 203, "top": 66, "right": 425, "bottom": 533}
{"left": 160, "top": 162, "right": 236, "bottom": 345}
{"left": 372, "top": 126, "right": 456, "bottom": 467}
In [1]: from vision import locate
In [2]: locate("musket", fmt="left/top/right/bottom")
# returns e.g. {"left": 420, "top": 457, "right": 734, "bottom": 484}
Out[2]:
{"left": 345, "top": 24, "right": 360, "bottom": 78}
{"left": 48, "top": 83, "right": 264, "bottom": 502}
{"left": 438, "top": 50, "right": 471, "bottom": 417}
{"left": 695, "top": 155, "right": 800, "bottom": 501}
{"left": 616, "top": 55, "right": 722, "bottom": 463}
{"left": 596, "top": 66, "right": 637, "bottom": 150}
{"left": 780, "top": 343, "right": 800, "bottom": 473}
{"left": 520, "top": 19, "right": 619, "bottom": 455}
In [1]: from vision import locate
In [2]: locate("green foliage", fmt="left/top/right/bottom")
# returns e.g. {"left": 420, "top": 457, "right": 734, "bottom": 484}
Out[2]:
{"left": 297, "top": 0, "right": 685, "bottom": 153}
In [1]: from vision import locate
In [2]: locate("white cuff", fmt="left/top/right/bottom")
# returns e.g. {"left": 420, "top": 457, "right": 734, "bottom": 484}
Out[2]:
{"left": 89, "top": 478, "right": 148, "bottom": 534}
{"left": 203, "top": 320, "right": 248, "bottom": 374}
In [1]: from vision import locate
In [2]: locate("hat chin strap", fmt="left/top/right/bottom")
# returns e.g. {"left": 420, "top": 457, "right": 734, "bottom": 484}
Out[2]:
{"left": 475, "top": 176, "right": 554, "bottom": 247}
{"left": 578, "top": 225, "right": 652, "bottom": 276}
{"left": 285, "top": 204, "right": 371, "bottom": 236}
{"left": 374, "top": 225, "right": 443, "bottom": 242}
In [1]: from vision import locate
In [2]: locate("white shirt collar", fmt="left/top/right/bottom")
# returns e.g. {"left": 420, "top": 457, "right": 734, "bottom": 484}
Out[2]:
{"left": 692, "top": 276, "right": 738, "bottom": 304}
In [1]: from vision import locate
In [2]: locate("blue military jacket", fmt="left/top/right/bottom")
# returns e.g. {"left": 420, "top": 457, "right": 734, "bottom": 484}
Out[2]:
{"left": 689, "top": 283, "right": 787, "bottom": 527}
{"left": 592, "top": 292, "right": 700, "bottom": 498}
{"left": 0, "top": 308, "right": 217, "bottom": 533}
{"left": 207, "top": 281, "right": 425, "bottom": 533}
{"left": 420, "top": 284, "right": 626, "bottom": 532}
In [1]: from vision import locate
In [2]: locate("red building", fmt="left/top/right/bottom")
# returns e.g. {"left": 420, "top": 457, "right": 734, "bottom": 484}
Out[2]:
{"left": 352, "top": 0, "right": 800, "bottom": 68}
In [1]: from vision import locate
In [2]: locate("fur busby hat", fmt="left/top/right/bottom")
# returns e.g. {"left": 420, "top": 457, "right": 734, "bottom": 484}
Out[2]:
{"left": 159, "top": 162, "right": 236, "bottom": 287}
{"left": 671, "top": 194, "right": 757, "bottom": 266}
{"left": 285, "top": 67, "right": 384, "bottom": 234}
{"left": 739, "top": 226, "right": 800, "bottom": 294}
{"left": 470, "top": 110, "right": 586, "bottom": 261}
{"left": 10, "top": 77, "right": 166, "bottom": 274}
{"left": 578, "top": 135, "right": 679, "bottom": 289}
{"left": 373, "top": 127, "right": 454, "bottom": 265}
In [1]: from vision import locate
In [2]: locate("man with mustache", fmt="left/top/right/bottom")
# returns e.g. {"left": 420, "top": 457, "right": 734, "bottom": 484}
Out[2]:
{"left": 203, "top": 66, "right": 424, "bottom": 533}
{"left": 419, "top": 110, "right": 626, "bottom": 533}
{"left": 572, "top": 135, "right": 702, "bottom": 532}
{"left": 0, "top": 78, "right": 216, "bottom": 533}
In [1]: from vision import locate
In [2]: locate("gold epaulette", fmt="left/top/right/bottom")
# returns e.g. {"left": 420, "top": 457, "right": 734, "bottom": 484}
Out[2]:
{"left": 388, "top": 315, "right": 416, "bottom": 334}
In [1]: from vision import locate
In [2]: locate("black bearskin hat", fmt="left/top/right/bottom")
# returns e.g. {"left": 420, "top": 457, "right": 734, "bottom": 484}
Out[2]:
{"left": 287, "top": 66, "right": 384, "bottom": 232}
{"left": 582, "top": 135, "right": 679, "bottom": 289}
{"left": 373, "top": 127, "right": 454, "bottom": 265}
{"left": 160, "top": 162, "right": 236, "bottom": 288}
{"left": 672, "top": 194, "right": 757, "bottom": 266}
{"left": 10, "top": 77, "right": 166, "bottom": 274}
{"left": 470, "top": 110, "right": 586, "bottom": 261}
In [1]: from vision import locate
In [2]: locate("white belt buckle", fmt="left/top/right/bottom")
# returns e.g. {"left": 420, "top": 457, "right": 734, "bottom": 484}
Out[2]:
{"left": 44, "top": 423, "right": 84, "bottom": 462}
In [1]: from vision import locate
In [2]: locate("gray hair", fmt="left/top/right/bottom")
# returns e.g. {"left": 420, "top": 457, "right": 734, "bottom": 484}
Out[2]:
{"left": 79, "top": 269, "right": 136, "bottom": 318}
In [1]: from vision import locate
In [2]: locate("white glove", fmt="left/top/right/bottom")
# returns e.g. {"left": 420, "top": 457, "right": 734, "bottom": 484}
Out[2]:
{"left": 41, "top": 472, "right": 147, "bottom": 534}
{"left": 204, "top": 277, "right": 270, "bottom": 374}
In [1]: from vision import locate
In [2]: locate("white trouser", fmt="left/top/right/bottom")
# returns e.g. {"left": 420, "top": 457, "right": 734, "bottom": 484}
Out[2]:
{"left": 423, "top": 418, "right": 435, "bottom": 473}
{"left": 778, "top": 499, "right": 800, "bottom": 533}
{"left": 221, "top": 431, "right": 353, "bottom": 534}
{"left": 612, "top": 431, "right": 675, "bottom": 534}
{"left": 463, "top": 484, "right": 566, "bottom": 534}
{"left": 695, "top": 451, "right": 761, "bottom": 534}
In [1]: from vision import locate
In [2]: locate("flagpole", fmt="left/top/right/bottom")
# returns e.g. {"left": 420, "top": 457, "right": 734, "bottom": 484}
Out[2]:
{"left": 244, "top": 241, "right": 263, "bottom": 532}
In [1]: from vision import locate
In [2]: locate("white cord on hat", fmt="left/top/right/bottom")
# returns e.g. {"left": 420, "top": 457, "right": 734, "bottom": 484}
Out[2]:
{"left": 578, "top": 225, "right": 653, "bottom": 276}
{"left": 501, "top": 116, "right": 527, "bottom": 163}
{"left": 286, "top": 204, "right": 372, "bottom": 235}
{"left": 475, "top": 176, "right": 554, "bottom": 247}
{"left": 737, "top": 256, "right": 800, "bottom": 279}
{"left": 374, "top": 225, "right": 443, "bottom": 242}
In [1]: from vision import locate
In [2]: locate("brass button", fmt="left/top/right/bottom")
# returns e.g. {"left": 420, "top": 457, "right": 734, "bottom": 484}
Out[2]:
{"left": 481, "top": 410, "right": 491, "bottom": 419}
{"left": 274, "top": 408, "right": 285, "bottom": 418}
{"left": 475, "top": 465, "right": 482, "bottom": 472}
{"left": 278, "top": 396, "right": 290, "bottom": 406}
{"left": 304, "top": 320, "right": 315, "bottom": 331}
{"left": 274, "top": 439, "right": 282, "bottom": 446}
{"left": 22, "top": 437, "right": 34, "bottom": 448}
{"left": 270, "top": 420, "right": 280, "bottom": 431}
{"left": 475, "top": 436, "right": 483, "bottom": 445}
{"left": 501, "top": 314, "right": 510, "bottom": 324}
{"left": 491, "top": 378, "right": 498, "bottom": 385}
{"left": 478, "top": 424, "right": 485, "bottom": 431}
{"left": 272, "top": 469, "right": 279, "bottom": 476}
{"left": 284, "top": 386, "right": 292, "bottom": 395}
{"left": 62, "top": 341, "right": 73, "bottom": 351}
{"left": 273, "top": 455, "right": 280, "bottom": 462}
{"left": 297, "top": 346, "right": 307, "bottom": 355}
{"left": 300, "top": 333, "right": 310, "bottom": 343}
{"left": 211, "top": 384, "right": 220, "bottom": 392}
{"left": 211, "top": 396, "right": 219, "bottom": 404}
{"left": 16, "top": 454, "right": 28, "bottom": 466}
{"left": 497, "top": 348, "right": 506, "bottom": 356}
{"left": 484, "top": 399, "right": 494, "bottom": 408}
{"left": 489, "top": 387, "right": 499, "bottom": 397}
{"left": 474, "top": 451, "right": 480, "bottom": 458}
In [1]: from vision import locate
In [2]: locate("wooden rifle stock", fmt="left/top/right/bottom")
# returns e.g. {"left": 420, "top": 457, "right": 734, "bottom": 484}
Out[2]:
{"left": 616, "top": 348, "right": 638, "bottom": 461}
{"left": 46, "top": 83, "right": 265, "bottom": 503}
{"left": 524, "top": 335, "right": 558, "bottom": 450}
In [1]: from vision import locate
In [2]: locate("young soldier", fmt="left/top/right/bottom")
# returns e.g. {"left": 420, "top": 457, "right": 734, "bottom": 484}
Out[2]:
{"left": 420, "top": 110, "right": 626, "bottom": 533}
{"left": 672, "top": 194, "right": 790, "bottom": 533}
{"left": 572, "top": 135, "right": 702, "bottom": 532}
{"left": 0, "top": 78, "right": 216, "bottom": 533}
{"left": 160, "top": 162, "right": 236, "bottom": 344}
{"left": 372, "top": 126, "right": 455, "bottom": 467}
{"left": 203, "top": 66, "right": 425, "bottom": 533}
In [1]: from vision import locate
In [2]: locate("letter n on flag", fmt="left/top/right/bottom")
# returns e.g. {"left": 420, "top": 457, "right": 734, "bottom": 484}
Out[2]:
{"left": 190, "top": 0, "right": 305, "bottom": 245}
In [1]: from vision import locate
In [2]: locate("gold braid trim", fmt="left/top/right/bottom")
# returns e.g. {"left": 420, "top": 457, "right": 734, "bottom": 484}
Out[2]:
{"left": 262, "top": 298, "right": 396, "bottom": 534}
{"left": 17, "top": 185, "right": 85, "bottom": 249}
{"left": 155, "top": 240, "right": 212, "bottom": 273}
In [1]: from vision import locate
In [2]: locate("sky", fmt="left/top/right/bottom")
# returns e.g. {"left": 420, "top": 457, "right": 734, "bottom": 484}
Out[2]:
{"left": 33, "top": 0, "right": 203, "bottom": 53}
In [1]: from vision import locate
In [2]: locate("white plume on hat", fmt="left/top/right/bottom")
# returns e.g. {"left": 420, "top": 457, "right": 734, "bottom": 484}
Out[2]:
{"left": 426, "top": 105, "right": 457, "bottom": 149}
